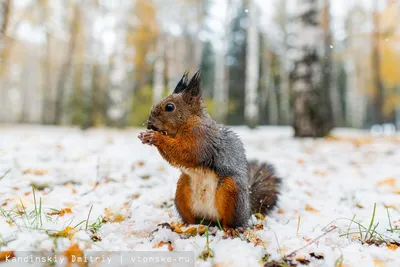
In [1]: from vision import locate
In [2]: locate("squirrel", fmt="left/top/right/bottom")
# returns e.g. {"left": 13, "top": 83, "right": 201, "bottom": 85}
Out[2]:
{"left": 138, "top": 70, "right": 281, "bottom": 228}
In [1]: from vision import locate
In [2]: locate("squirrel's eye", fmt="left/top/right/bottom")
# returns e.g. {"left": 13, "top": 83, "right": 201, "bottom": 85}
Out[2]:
{"left": 165, "top": 103, "right": 175, "bottom": 112}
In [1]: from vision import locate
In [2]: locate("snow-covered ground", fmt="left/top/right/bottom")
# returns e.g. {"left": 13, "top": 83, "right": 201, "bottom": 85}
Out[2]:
{"left": 0, "top": 125, "right": 399, "bottom": 267}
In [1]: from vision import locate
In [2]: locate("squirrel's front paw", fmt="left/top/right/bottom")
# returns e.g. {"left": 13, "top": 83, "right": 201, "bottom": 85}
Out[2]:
{"left": 138, "top": 130, "right": 159, "bottom": 146}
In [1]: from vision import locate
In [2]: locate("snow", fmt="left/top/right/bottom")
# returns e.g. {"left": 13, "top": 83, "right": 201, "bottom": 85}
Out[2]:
{"left": 0, "top": 125, "right": 399, "bottom": 266}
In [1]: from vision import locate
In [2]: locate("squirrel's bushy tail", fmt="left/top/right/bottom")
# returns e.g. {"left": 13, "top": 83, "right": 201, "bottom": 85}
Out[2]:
{"left": 248, "top": 160, "right": 281, "bottom": 215}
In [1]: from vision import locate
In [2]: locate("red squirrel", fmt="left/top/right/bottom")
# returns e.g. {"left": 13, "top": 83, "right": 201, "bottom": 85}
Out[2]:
{"left": 138, "top": 70, "right": 281, "bottom": 228}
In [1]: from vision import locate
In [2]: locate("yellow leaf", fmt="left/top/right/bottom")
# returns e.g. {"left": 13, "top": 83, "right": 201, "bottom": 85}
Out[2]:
{"left": 50, "top": 226, "right": 77, "bottom": 240}
{"left": 305, "top": 204, "right": 319, "bottom": 213}
{"left": 184, "top": 227, "right": 197, "bottom": 237}
{"left": 254, "top": 213, "right": 265, "bottom": 220}
{"left": 59, "top": 208, "right": 72, "bottom": 217}
{"left": 153, "top": 241, "right": 173, "bottom": 251}
{"left": 376, "top": 177, "right": 397, "bottom": 186}
{"left": 387, "top": 243, "right": 398, "bottom": 251}
{"left": 198, "top": 225, "right": 206, "bottom": 235}
{"left": 374, "top": 259, "right": 385, "bottom": 267}
{"left": 0, "top": 251, "right": 14, "bottom": 262}
{"left": 23, "top": 168, "right": 49, "bottom": 175}
{"left": 64, "top": 244, "right": 85, "bottom": 266}
{"left": 104, "top": 208, "right": 125, "bottom": 222}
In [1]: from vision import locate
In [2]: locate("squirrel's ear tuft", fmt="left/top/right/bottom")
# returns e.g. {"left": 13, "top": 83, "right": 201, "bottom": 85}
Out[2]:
{"left": 185, "top": 69, "right": 202, "bottom": 97}
{"left": 173, "top": 70, "right": 189, "bottom": 94}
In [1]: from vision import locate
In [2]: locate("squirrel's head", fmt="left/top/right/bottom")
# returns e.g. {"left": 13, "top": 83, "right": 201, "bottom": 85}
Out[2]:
{"left": 146, "top": 70, "right": 203, "bottom": 138}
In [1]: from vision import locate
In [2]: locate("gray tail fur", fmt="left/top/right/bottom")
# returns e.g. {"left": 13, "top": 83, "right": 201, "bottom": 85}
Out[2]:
{"left": 248, "top": 160, "right": 281, "bottom": 215}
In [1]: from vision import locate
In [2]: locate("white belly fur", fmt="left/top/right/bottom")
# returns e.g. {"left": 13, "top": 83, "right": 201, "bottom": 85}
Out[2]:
{"left": 181, "top": 168, "right": 220, "bottom": 220}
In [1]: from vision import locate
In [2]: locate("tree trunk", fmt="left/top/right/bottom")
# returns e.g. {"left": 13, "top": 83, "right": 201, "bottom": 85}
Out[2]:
{"left": 264, "top": 49, "right": 278, "bottom": 125}
{"left": 153, "top": 37, "right": 165, "bottom": 104}
{"left": 278, "top": 0, "right": 291, "bottom": 125}
{"left": 0, "top": 0, "right": 10, "bottom": 43}
{"left": 213, "top": 0, "right": 233, "bottom": 123}
{"left": 244, "top": 0, "right": 260, "bottom": 128}
{"left": 0, "top": 0, "right": 11, "bottom": 123}
{"left": 322, "top": 0, "right": 334, "bottom": 126}
{"left": 292, "top": 0, "right": 332, "bottom": 137}
{"left": 166, "top": 35, "right": 176, "bottom": 94}
{"left": 53, "top": 4, "right": 80, "bottom": 125}
{"left": 371, "top": 0, "right": 384, "bottom": 125}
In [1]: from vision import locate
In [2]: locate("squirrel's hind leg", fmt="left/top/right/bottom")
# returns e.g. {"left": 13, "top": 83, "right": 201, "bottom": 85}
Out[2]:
{"left": 174, "top": 173, "right": 196, "bottom": 225}
{"left": 215, "top": 177, "right": 239, "bottom": 228}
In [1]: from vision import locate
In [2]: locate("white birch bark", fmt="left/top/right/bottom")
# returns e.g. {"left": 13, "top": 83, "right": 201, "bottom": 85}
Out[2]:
{"left": 244, "top": 0, "right": 260, "bottom": 127}
{"left": 278, "top": 0, "right": 291, "bottom": 125}
{"left": 166, "top": 35, "right": 176, "bottom": 94}
{"left": 153, "top": 37, "right": 165, "bottom": 104}
{"left": 213, "top": 0, "right": 233, "bottom": 123}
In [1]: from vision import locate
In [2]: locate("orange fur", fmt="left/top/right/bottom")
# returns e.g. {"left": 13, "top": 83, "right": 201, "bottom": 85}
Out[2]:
{"left": 153, "top": 117, "right": 201, "bottom": 169}
{"left": 215, "top": 177, "right": 238, "bottom": 228}
{"left": 174, "top": 173, "right": 196, "bottom": 224}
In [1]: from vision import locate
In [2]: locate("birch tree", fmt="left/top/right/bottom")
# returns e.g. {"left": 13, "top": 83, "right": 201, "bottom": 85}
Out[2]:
{"left": 54, "top": 3, "right": 80, "bottom": 124}
{"left": 153, "top": 37, "right": 165, "bottom": 104}
{"left": 371, "top": 0, "right": 384, "bottom": 124}
{"left": 291, "top": 0, "right": 332, "bottom": 137}
{"left": 213, "top": 0, "right": 233, "bottom": 123}
{"left": 244, "top": 0, "right": 259, "bottom": 127}
{"left": 0, "top": 0, "right": 11, "bottom": 122}
{"left": 276, "top": 0, "right": 291, "bottom": 125}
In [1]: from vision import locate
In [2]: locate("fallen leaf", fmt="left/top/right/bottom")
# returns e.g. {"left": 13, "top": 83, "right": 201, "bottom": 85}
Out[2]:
{"left": 387, "top": 243, "right": 398, "bottom": 251}
{"left": 0, "top": 251, "right": 14, "bottom": 262}
{"left": 384, "top": 204, "right": 395, "bottom": 209}
{"left": 157, "top": 167, "right": 165, "bottom": 172}
{"left": 373, "top": 259, "right": 384, "bottom": 267}
{"left": 277, "top": 209, "right": 285, "bottom": 214}
{"left": 23, "top": 168, "right": 49, "bottom": 176}
{"left": 141, "top": 175, "right": 151, "bottom": 180}
{"left": 198, "top": 225, "right": 206, "bottom": 235}
{"left": 184, "top": 227, "right": 197, "bottom": 237}
{"left": 254, "top": 213, "right": 265, "bottom": 220}
{"left": 297, "top": 159, "right": 304, "bottom": 165}
{"left": 49, "top": 226, "right": 77, "bottom": 240}
{"left": 153, "top": 241, "right": 173, "bottom": 251}
{"left": 59, "top": 208, "right": 72, "bottom": 217}
{"left": 64, "top": 244, "right": 85, "bottom": 266}
{"left": 376, "top": 177, "right": 396, "bottom": 187}
{"left": 295, "top": 257, "right": 311, "bottom": 265}
{"left": 48, "top": 208, "right": 72, "bottom": 216}
{"left": 305, "top": 204, "right": 319, "bottom": 213}
{"left": 137, "top": 161, "right": 145, "bottom": 167}
{"left": 104, "top": 208, "right": 125, "bottom": 222}
{"left": 392, "top": 189, "right": 400, "bottom": 195}
{"left": 254, "top": 224, "right": 264, "bottom": 230}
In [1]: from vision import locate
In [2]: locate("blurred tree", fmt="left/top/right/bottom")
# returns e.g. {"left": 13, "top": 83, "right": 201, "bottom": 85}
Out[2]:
{"left": 227, "top": 0, "right": 247, "bottom": 125}
{"left": 244, "top": 0, "right": 260, "bottom": 128}
{"left": 214, "top": 0, "right": 234, "bottom": 124}
{"left": 274, "top": 0, "right": 291, "bottom": 125}
{"left": 344, "top": 5, "right": 368, "bottom": 128}
{"left": 200, "top": 40, "right": 215, "bottom": 98}
{"left": 40, "top": 0, "right": 54, "bottom": 124}
{"left": 54, "top": 2, "right": 80, "bottom": 124}
{"left": 291, "top": 0, "right": 332, "bottom": 137}
{"left": 0, "top": 0, "right": 11, "bottom": 122}
{"left": 321, "top": 0, "right": 334, "bottom": 126}
{"left": 126, "top": 0, "right": 159, "bottom": 92}
{"left": 371, "top": 0, "right": 385, "bottom": 125}
{"left": 0, "top": 0, "right": 11, "bottom": 44}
